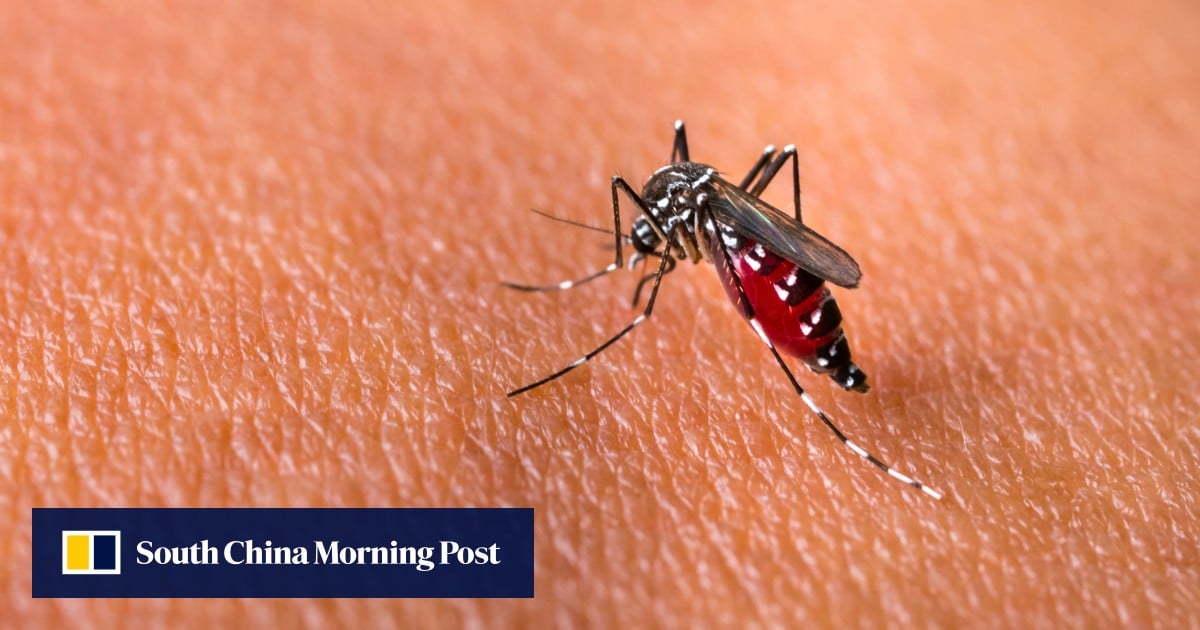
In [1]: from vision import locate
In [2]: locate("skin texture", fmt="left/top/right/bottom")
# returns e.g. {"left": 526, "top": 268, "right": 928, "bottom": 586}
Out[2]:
{"left": 3, "top": 0, "right": 1198, "bottom": 627}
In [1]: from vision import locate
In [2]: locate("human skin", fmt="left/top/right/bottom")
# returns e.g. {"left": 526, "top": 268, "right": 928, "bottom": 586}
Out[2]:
{"left": 3, "top": 0, "right": 1198, "bottom": 627}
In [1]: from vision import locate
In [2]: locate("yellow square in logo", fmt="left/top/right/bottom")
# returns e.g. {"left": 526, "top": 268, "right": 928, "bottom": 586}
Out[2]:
{"left": 65, "top": 534, "right": 90, "bottom": 571}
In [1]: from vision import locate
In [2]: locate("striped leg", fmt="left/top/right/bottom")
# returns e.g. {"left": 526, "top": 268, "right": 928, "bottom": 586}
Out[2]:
{"left": 629, "top": 252, "right": 676, "bottom": 308}
{"left": 671, "top": 119, "right": 690, "bottom": 163}
{"left": 738, "top": 144, "right": 777, "bottom": 190}
{"left": 508, "top": 248, "right": 671, "bottom": 397}
{"left": 716, "top": 242, "right": 943, "bottom": 499}
{"left": 748, "top": 144, "right": 803, "bottom": 223}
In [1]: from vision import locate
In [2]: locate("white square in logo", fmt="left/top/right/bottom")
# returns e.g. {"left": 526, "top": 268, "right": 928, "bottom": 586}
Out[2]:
{"left": 61, "top": 530, "right": 121, "bottom": 575}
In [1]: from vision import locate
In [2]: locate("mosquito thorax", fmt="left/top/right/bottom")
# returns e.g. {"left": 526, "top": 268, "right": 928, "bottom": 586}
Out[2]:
{"left": 634, "top": 161, "right": 718, "bottom": 256}
{"left": 642, "top": 161, "right": 716, "bottom": 221}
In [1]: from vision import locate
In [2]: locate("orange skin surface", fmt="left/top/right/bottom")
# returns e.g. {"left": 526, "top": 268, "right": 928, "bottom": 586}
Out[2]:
{"left": 3, "top": 1, "right": 1199, "bottom": 627}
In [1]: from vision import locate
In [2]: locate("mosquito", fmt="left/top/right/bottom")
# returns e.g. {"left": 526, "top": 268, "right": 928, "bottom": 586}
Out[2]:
{"left": 503, "top": 121, "right": 942, "bottom": 499}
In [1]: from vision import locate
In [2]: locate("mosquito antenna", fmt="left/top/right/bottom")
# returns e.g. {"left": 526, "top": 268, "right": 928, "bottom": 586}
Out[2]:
{"left": 529, "top": 209, "right": 635, "bottom": 253}
{"left": 529, "top": 208, "right": 615, "bottom": 235}
{"left": 501, "top": 178, "right": 641, "bottom": 293}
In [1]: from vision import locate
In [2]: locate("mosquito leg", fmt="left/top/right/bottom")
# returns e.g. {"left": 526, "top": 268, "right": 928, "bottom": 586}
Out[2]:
{"left": 671, "top": 120, "right": 690, "bottom": 163}
{"left": 508, "top": 249, "right": 672, "bottom": 396}
{"left": 715, "top": 242, "right": 943, "bottom": 499}
{"left": 738, "top": 145, "right": 777, "bottom": 190}
{"left": 500, "top": 267, "right": 621, "bottom": 293}
{"left": 501, "top": 175, "right": 650, "bottom": 292}
{"left": 629, "top": 253, "right": 676, "bottom": 309}
{"left": 748, "top": 144, "right": 802, "bottom": 223}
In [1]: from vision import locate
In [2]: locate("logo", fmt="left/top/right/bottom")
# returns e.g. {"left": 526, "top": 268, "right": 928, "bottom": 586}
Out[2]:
{"left": 61, "top": 531, "right": 121, "bottom": 575}
{"left": 35, "top": 509, "right": 533, "bottom": 597}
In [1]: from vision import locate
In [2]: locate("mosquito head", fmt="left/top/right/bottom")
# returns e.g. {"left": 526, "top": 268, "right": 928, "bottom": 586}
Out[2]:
{"left": 628, "top": 216, "right": 660, "bottom": 254}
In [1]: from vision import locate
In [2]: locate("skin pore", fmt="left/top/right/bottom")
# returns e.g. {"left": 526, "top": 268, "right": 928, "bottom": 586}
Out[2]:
{"left": 4, "top": 1, "right": 1198, "bottom": 626}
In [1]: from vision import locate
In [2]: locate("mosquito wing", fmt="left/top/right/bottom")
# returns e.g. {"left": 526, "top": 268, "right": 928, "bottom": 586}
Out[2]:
{"left": 706, "top": 177, "right": 862, "bottom": 288}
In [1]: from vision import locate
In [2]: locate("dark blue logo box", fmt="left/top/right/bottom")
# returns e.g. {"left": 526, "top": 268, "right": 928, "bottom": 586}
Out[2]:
{"left": 33, "top": 508, "right": 534, "bottom": 598}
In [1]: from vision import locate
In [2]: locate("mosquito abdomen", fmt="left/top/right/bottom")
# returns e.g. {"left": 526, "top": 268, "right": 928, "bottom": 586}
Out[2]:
{"left": 712, "top": 233, "right": 869, "bottom": 393}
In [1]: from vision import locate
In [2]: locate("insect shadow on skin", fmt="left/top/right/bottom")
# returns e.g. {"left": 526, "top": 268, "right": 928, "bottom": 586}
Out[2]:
{"left": 503, "top": 121, "right": 942, "bottom": 499}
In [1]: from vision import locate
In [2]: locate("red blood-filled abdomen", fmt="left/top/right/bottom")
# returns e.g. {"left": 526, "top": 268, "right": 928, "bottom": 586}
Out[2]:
{"left": 711, "top": 232, "right": 868, "bottom": 392}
